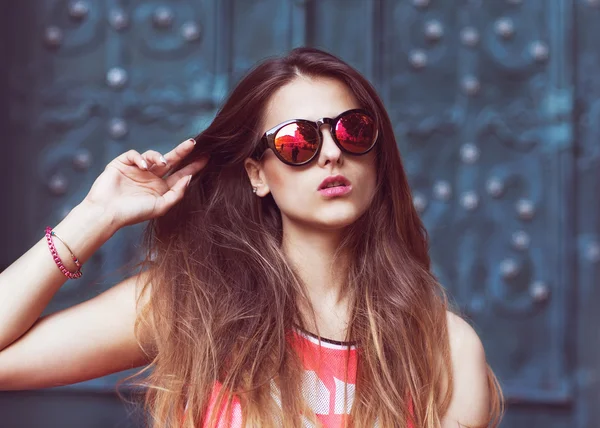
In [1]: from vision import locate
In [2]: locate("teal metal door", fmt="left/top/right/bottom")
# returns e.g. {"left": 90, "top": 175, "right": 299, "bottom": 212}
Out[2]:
{"left": 2, "top": 1, "right": 600, "bottom": 427}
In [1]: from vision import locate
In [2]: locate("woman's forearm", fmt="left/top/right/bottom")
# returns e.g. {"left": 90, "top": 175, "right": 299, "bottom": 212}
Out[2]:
{"left": 0, "top": 200, "right": 118, "bottom": 351}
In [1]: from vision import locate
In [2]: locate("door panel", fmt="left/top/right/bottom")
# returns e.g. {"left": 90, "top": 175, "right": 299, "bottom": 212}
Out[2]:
{"left": 379, "top": 0, "right": 574, "bottom": 409}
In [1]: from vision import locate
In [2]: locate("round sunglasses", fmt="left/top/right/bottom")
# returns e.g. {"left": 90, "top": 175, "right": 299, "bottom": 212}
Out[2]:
{"left": 257, "top": 108, "right": 378, "bottom": 166}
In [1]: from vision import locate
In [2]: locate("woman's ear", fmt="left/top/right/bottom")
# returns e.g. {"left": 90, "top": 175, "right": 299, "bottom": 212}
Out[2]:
{"left": 244, "top": 158, "right": 270, "bottom": 197}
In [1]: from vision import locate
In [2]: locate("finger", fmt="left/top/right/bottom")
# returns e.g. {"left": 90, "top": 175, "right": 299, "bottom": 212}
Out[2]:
{"left": 154, "top": 174, "right": 192, "bottom": 216}
{"left": 160, "top": 138, "right": 197, "bottom": 172}
{"left": 165, "top": 156, "right": 209, "bottom": 188}
{"left": 142, "top": 150, "right": 168, "bottom": 171}
{"left": 116, "top": 150, "right": 149, "bottom": 171}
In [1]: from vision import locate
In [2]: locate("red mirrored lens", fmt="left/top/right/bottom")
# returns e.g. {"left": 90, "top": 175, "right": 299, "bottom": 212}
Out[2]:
{"left": 335, "top": 112, "right": 376, "bottom": 153}
{"left": 274, "top": 122, "right": 319, "bottom": 164}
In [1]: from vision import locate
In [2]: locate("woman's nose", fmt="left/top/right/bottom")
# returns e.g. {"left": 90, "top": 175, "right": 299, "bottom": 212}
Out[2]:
{"left": 317, "top": 126, "right": 343, "bottom": 167}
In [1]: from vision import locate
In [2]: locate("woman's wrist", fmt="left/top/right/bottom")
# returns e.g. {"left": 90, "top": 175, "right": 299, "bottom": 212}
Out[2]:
{"left": 50, "top": 200, "right": 120, "bottom": 269}
{"left": 76, "top": 199, "right": 119, "bottom": 236}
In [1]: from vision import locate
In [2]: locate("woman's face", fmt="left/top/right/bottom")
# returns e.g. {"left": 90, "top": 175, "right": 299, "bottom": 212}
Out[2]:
{"left": 245, "top": 76, "right": 377, "bottom": 231}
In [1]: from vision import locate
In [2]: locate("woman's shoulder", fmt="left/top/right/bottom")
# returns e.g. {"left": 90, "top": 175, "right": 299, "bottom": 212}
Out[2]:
{"left": 442, "top": 310, "right": 491, "bottom": 426}
{"left": 445, "top": 310, "right": 486, "bottom": 362}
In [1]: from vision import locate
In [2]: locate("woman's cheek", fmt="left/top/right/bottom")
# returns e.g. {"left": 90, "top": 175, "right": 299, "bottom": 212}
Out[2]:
{"left": 264, "top": 160, "right": 312, "bottom": 204}
{"left": 264, "top": 168, "right": 297, "bottom": 211}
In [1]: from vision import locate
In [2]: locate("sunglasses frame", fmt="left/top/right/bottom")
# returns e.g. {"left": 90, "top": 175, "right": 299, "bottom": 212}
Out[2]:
{"left": 257, "top": 108, "right": 378, "bottom": 167}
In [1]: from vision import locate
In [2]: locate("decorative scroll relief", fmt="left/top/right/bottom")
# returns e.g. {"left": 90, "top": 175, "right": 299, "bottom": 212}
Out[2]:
{"left": 38, "top": 0, "right": 216, "bottom": 198}
{"left": 43, "top": 1, "right": 204, "bottom": 55}
{"left": 380, "top": 0, "right": 571, "bottom": 404}
{"left": 133, "top": 2, "right": 204, "bottom": 58}
{"left": 34, "top": 2, "right": 224, "bottom": 392}
{"left": 384, "top": 0, "right": 557, "bottom": 313}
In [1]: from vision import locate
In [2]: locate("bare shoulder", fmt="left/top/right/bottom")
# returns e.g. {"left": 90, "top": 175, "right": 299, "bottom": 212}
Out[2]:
{"left": 446, "top": 311, "right": 486, "bottom": 363}
{"left": 442, "top": 311, "right": 490, "bottom": 428}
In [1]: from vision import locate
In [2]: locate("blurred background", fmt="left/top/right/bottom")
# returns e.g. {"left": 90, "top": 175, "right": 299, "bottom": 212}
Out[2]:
{"left": 1, "top": 0, "right": 599, "bottom": 427}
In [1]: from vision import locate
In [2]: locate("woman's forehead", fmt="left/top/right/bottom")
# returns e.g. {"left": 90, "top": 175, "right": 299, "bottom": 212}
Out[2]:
{"left": 262, "top": 77, "right": 360, "bottom": 131}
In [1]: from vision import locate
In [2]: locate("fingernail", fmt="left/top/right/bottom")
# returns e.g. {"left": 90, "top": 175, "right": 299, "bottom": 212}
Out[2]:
{"left": 186, "top": 175, "right": 192, "bottom": 187}
{"left": 189, "top": 138, "right": 196, "bottom": 145}
{"left": 159, "top": 156, "right": 168, "bottom": 165}
{"left": 141, "top": 160, "right": 148, "bottom": 170}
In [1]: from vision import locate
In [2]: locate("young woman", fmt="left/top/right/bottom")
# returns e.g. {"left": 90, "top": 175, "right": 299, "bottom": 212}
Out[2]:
{"left": 0, "top": 48, "right": 502, "bottom": 427}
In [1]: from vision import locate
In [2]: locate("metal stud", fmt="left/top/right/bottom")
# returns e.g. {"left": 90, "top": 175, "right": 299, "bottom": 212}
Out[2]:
{"left": 413, "top": 194, "right": 428, "bottom": 214}
{"left": 586, "top": 242, "right": 600, "bottom": 263}
{"left": 181, "top": 22, "right": 201, "bottom": 42}
{"left": 424, "top": 20, "right": 443, "bottom": 42}
{"left": 73, "top": 149, "right": 92, "bottom": 170}
{"left": 511, "top": 230, "right": 530, "bottom": 251}
{"left": 461, "top": 192, "right": 479, "bottom": 211}
{"left": 106, "top": 67, "right": 128, "bottom": 89}
{"left": 486, "top": 177, "right": 504, "bottom": 198}
{"left": 530, "top": 41, "right": 549, "bottom": 62}
{"left": 500, "top": 258, "right": 519, "bottom": 280}
{"left": 461, "top": 75, "right": 480, "bottom": 96}
{"left": 516, "top": 199, "right": 535, "bottom": 220}
{"left": 530, "top": 281, "right": 550, "bottom": 303}
{"left": 460, "top": 143, "right": 480, "bottom": 164}
{"left": 153, "top": 6, "right": 174, "bottom": 28}
{"left": 460, "top": 27, "right": 479, "bottom": 47}
{"left": 409, "top": 49, "right": 427, "bottom": 69}
{"left": 495, "top": 17, "right": 515, "bottom": 39}
{"left": 108, "top": 118, "right": 128, "bottom": 139}
{"left": 49, "top": 174, "right": 68, "bottom": 196}
{"left": 44, "top": 26, "right": 63, "bottom": 49}
{"left": 412, "top": 0, "right": 430, "bottom": 8}
{"left": 109, "top": 9, "right": 129, "bottom": 31}
{"left": 68, "top": 1, "right": 89, "bottom": 21}
{"left": 433, "top": 181, "right": 452, "bottom": 201}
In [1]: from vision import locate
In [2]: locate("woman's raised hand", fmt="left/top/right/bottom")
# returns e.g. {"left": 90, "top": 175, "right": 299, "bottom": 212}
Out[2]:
{"left": 83, "top": 138, "right": 208, "bottom": 228}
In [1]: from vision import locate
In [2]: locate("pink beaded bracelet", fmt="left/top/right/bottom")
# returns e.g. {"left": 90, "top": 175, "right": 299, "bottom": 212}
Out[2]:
{"left": 45, "top": 226, "right": 83, "bottom": 279}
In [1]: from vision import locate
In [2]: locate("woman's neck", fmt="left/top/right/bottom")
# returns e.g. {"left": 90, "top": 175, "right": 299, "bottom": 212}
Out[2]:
{"left": 281, "top": 220, "right": 352, "bottom": 341}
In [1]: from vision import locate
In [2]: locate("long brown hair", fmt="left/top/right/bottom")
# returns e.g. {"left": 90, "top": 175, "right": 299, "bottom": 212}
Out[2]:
{"left": 121, "top": 47, "right": 503, "bottom": 427}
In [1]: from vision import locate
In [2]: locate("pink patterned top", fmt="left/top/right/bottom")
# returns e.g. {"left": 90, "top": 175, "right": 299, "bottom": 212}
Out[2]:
{"left": 182, "top": 329, "right": 413, "bottom": 427}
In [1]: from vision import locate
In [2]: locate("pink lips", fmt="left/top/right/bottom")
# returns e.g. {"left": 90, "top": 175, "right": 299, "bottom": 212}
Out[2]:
{"left": 317, "top": 174, "right": 352, "bottom": 198}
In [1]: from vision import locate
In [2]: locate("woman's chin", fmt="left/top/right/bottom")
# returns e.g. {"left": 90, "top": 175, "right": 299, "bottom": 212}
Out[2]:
{"left": 311, "top": 208, "right": 364, "bottom": 230}
{"left": 281, "top": 203, "right": 368, "bottom": 231}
